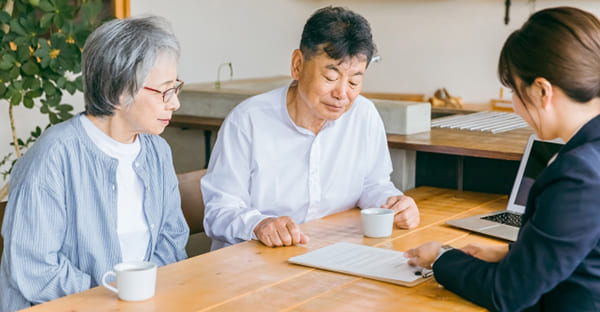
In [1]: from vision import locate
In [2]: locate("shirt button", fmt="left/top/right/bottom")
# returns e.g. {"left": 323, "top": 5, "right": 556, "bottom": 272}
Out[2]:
{"left": 112, "top": 184, "right": 115, "bottom": 191}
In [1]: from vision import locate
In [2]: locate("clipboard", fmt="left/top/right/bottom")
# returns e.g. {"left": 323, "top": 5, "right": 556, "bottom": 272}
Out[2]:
{"left": 288, "top": 242, "right": 433, "bottom": 287}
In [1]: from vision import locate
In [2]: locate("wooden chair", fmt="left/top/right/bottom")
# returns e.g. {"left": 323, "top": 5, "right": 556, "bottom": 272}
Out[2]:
{"left": 177, "top": 169, "right": 206, "bottom": 235}
{"left": 0, "top": 201, "right": 6, "bottom": 259}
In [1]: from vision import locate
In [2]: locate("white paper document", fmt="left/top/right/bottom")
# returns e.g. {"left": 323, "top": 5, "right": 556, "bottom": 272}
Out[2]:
{"left": 288, "top": 242, "right": 432, "bottom": 287}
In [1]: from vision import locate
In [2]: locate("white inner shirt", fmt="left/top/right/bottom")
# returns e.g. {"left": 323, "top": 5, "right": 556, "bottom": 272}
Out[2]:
{"left": 80, "top": 114, "right": 149, "bottom": 262}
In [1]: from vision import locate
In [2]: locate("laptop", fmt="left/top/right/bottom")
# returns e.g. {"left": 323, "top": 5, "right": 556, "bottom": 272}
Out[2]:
{"left": 446, "top": 134, "right": 563, "bottom": 241}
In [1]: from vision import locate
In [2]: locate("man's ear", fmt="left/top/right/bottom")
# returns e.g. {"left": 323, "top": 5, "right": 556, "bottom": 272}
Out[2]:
{"left": 533, "top": 77, "right": 553, "bottom": 110}
{"left": 290, "top": 49, "right": 304, "bottom": 80}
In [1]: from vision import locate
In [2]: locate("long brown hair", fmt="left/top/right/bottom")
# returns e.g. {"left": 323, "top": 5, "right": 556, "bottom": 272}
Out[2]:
{"left": 498, "top": 7, "right": 600, "bottom": 105}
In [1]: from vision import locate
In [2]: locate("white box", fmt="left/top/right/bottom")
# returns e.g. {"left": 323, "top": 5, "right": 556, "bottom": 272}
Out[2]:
{"left": 372, "top": 100, "right": 431, "bottom": 135}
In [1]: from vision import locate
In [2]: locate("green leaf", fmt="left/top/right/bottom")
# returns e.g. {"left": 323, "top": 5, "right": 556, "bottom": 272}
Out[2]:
{"left": 40, "top": 56, "right": 50, "bottom": 68}
{"left": 31, "top": 78, "right": 42, "bottom": 91}
{"left": 9, "top": 19, "right": 27, "bottom": 36}
{"left": 40, "top": 104, "right": 49, "bottom": 114}
{"left": 16, "top": 46, "right": 31, "bottom": 63}
{"left": 23, "top": 77, "right": 38, "bottom": 89}
{"left": 9, "top": 66, "right": 20, "bottom": 79}
{"left": 37, "top": 38, "right": 50, "bottom": 50}
{"left": 0, "top": 84, "right": 6, "bottom": 97}
{"left": 21, "top": 60, "right": 40, "bottom": 76}
{"left": 65, "top": 81, "right": 76, "bottom": 94}
{"left": 56, "top": 76, "right": 66, "bottom": 88}
{"left": 39, "top": 0, "right": 54, "bottom": 12}
{"left": 59, "top": 111, "right": 73, "bottom": 120}
{"left": 10, "top": 93, "right": 22, "bottom": 106}
{"left": 12, "top": 80, "right": 23, "bottom": 90}
{"left": 26, "top": 89, "right": 43, "bottom": 98}
{"left": 45, "top": 93, "right": 61, "bottom": 106}
{"left": 0, "top": 68, "right": 10, "bottom": 81}
{"left": 23, "top": 96, "right": 34, "bottom": 108}
{"left": 40, "top": 13, "right": 54, "bottom": 29}
{"left": 57, "top": 104, "right": 73, "bottom": 112}
{"left": 0, "top": 61, "right": 12, "bottom": 71}
{"left": 43, "top": 80, "right": 57, "bottom": 95}
{"left": 32, "top": 126, "right": 42, "bottom": 138}
{"left": 0, "top": 11, "right": 10, "bottom": 24}
{"left": 49, "top": 112, "right": 60, "bottom": 125}
{"left": 0, "top": 54, "right": 16, "bottom": 71}
{"left": 53, "top": 14, "right": 64, "bottom": 29}
{"left": 17, "top": 139, "right": 24, "bottom": 146}
{"left": 4, "top": 85, "right": 16, "bottom": 98}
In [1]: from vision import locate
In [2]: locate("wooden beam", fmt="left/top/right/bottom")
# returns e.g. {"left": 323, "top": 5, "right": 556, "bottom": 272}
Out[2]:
{"left": 113, "top": 0, "right": 130, "bottom": 19}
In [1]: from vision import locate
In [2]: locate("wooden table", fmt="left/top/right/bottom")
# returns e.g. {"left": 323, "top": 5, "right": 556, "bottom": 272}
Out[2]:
{"left": 25, "top": 187, "right": 508, "bottom": 312}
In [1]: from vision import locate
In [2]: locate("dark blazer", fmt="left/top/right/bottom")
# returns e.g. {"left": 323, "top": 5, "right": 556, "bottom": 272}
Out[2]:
{"left": 433, "top": 114, "right": 600, "bottom": 312}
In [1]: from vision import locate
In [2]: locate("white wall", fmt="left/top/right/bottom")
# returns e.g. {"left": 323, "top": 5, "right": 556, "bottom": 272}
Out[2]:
{"left": 2, "top": 0, "right": 600, "bottom": 189}
{"left": 130, "top": 0, "right": 600, "bottom": 103}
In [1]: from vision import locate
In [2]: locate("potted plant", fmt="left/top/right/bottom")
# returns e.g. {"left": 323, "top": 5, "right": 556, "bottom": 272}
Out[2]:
{"left": 0, "top": 0, "right": 103, "bottom": 200}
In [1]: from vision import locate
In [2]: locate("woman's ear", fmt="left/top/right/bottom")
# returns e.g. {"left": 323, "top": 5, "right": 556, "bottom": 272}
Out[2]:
{"left": 115, "top": 94, "right": 129, "bottom": 111}
{"left": 290, "top": 49, "right": 304, "bottom": 80}
{"left": 533, "top": 77, "right": 553, "bottom": 110}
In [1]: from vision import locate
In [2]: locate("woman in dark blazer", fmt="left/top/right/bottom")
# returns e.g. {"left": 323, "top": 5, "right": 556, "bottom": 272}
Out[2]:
{"left": 406, "top": 7, "right": 600, "bottom": 312}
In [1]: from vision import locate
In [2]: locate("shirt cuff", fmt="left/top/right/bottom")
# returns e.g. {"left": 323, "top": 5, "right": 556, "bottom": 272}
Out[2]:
{"left": 433, "top": 244, "right": 453, "bottom": 265}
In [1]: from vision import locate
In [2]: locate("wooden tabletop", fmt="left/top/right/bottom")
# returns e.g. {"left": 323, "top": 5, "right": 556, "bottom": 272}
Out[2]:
{"left": 25, "top": 187, "right": 508, "bottom": 312}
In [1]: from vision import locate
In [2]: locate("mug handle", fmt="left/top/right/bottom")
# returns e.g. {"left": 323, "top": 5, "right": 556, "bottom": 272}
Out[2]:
{"left": 101, "top": 271, "right": 118, "bottom": 294}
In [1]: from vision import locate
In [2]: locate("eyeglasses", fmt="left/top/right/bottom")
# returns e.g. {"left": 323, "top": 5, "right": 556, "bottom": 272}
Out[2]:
{"left": 143, "top": 79, "right": 184, "bottom": 103}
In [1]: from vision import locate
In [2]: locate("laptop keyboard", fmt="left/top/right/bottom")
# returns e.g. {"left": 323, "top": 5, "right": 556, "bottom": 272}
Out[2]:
{"left": 481, "top": 212, "right": 522, "bottom": 227}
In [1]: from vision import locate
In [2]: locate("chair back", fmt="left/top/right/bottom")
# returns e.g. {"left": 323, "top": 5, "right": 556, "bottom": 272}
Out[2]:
{"left": 0, "top": 201, "right": 6, "bottom": 259}
{"left": 177, "top": 169, "right": 206, "bottom": 235}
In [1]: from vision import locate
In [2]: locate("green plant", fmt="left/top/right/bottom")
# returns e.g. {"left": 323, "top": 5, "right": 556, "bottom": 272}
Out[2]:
{"left": 0, "top": 0, "right": 104, "bottom": 199}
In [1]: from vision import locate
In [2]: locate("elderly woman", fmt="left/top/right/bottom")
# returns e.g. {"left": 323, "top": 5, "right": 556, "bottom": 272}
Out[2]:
{"left": 407, "top": 7, "right": 600, "bottom": 311}
{"left": 0, "top": 16, "right": 189, "bottom": 311}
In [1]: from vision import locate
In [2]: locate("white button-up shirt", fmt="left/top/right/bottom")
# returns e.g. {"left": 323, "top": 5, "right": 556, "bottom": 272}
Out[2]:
{"left": 202, "top": 85, "right": 402, "bottom": 250}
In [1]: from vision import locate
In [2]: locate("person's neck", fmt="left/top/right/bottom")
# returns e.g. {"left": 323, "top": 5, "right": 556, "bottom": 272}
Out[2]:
{"left": 287, "top": 85, "right": 327, "bottom": 135}
{"left": 559, "top": 98, "right": 600, "bottom": 142}
{"left": 85, "top": 113, "right": 137, "bottom": 144}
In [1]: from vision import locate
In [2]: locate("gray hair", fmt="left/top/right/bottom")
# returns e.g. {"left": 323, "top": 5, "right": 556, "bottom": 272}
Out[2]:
{"left": 82, "top": 16, "right": 181, "bottom": 116}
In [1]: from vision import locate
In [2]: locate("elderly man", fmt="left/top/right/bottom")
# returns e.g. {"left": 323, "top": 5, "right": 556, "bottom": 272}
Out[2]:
{"left": 202, "top": 6, "right": 419, "bottom": 250}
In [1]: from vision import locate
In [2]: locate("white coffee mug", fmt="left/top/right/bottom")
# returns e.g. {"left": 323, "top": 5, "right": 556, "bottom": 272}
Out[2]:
{"left": 101, "top": 261, "right": 157, "bottom": 301}
{"left": 361, "top": 208, "right": 394, "bottom": 238}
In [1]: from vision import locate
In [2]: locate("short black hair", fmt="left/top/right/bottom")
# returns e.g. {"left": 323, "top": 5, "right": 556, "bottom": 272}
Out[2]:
{"left": 300, "top": 6, "right": 376, "bottom": 66}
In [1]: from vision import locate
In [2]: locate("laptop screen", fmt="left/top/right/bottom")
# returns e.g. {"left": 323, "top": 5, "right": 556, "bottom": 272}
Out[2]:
{"left": 507, "top": 135, "right": 563, "bottom": 213}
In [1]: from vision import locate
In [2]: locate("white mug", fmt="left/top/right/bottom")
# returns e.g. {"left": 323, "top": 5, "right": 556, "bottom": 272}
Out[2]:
{"left": 101, "top": 261, "right": 157, "bottom": 301}
{"left": 361, "top": 208, "right": 394, "bottom": 238}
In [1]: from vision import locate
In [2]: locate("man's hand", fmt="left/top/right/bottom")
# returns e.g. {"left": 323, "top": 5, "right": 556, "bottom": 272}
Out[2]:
{"left": 381, "top": 195, "right": 420, "bottom": 229}
{"left": 253, "top": 216, "right": 309, "bottom": 247}
{"left": 405, "top": 241, "right": 442, "bottom": 269}
{"left": 460, "top": 243, "right": 508, "bottom": 262}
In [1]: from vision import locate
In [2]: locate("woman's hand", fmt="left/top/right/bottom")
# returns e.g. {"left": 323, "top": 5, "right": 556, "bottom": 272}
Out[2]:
{"left": 460, "top": 243, "right": 508, "bottom": 262}
{"left": 405, "top": 241, "right": 442, "bottom": 269}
